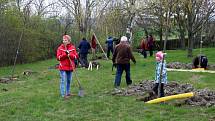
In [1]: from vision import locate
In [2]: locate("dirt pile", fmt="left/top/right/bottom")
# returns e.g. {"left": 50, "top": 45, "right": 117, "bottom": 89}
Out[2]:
{"left": 112, "top": 80, "right": 215, "bottom": 107}
{"left": 167, "top": 62, "right": 215, "bottom": 70}
{"left": 0, "top": 76, "right": 18, "bottom": 84}
{"left": 0, "top": 77, "right": 13, "bottom": 83}
{"left": 167, "top": 62, "right": 193, "bottom": 69}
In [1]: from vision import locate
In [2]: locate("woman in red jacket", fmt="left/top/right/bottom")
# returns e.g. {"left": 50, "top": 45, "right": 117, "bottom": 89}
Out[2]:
{"left": 56, "top": 35, "right": 79, "bottom": 99}
{"left": 140, "top": 37, "right": 147, "bottom": 58}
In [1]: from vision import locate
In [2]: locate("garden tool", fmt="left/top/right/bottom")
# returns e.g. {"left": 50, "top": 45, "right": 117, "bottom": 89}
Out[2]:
{"left": 68, "top": 53, "right": 84, "bottom": 97}
{"left": 65, "top": 45, "right": 84, "bottom": 97}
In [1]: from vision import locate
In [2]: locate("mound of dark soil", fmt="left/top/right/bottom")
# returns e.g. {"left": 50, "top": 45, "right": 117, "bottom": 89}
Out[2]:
{"left": 112, "top": 80, "right": 215, "bottom": 107}
{"left": 0, "top": 75, "right": 18, "bottom": 84}
{"left": 167, "top": 62, "right": 215, "bottom": 70}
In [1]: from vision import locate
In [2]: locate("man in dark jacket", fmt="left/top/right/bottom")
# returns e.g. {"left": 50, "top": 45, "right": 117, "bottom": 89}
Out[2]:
{"left": 112, "top": 36, "right": 136, "bottom": 92}
{"left": 105, "top": 36, "right": 114, "bottom": 58}
{"left": 78, "top": 37, "right": 91, "bottom": 68}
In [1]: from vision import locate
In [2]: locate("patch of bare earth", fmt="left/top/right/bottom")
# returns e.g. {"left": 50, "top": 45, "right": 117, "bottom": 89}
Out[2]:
{"left": 167, "top": 62, "right": 215, "bottom": 70}
{"left": 111, "top": 80, "right": 215, "bottom": 107}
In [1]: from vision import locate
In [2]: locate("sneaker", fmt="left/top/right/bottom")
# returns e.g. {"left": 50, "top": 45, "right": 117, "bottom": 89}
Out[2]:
{"left": 114, "top": 88, "right": 122, "bottom": 93}
{"left": 127, "top": 84, "right": 132, "bottom": 88}
{"left": 66, "top": 94, "right": 71, "bottom": 97}
{"left": 64, "top": 95, "right": 69, "bottom": 100}
{"left": 67, "top": 93, "right": 75, "bottom": 97}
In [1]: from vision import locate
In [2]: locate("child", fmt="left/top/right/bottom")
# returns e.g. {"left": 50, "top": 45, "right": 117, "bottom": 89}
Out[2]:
{"left": 153, "top": 51, "right": 167, "bottom": 97}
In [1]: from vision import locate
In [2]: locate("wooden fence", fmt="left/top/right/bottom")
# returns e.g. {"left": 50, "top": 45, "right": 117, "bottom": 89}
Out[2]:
{"left": 156, "top": 38, "right": 215, "bottom": 50}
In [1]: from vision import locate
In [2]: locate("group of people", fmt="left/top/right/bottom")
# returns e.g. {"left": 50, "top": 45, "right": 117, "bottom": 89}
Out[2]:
{"left": 140, "top": 34, "right": 156, "bottom": 58}
{"left": 112, "top": 36, "right": 167, "bottom": 97}
{"left": 56, "top": 34, "right": 167, "bottom": 100}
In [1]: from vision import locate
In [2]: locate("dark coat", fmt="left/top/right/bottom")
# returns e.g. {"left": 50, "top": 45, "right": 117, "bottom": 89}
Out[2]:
{"left": 112, "top": 42, "right": 136, "bottom": 64}
{"left": 78, "top": 40, "right": 91, "bottom": 54}
{"left": 106, "top": 37, "right": 113, "bottom": 48}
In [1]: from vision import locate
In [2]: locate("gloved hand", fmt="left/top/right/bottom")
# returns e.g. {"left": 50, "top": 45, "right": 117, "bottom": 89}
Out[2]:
{"left": 113, "top": 63, "right": 117, "bottom": 68}
{"left": 74, "top": 58, "right": 78, "bottom": 67}
{"left": 65, "top": 50, "right": 70, "bottom": 55}
{"left": 112, "top": 63, "right": 116, "bottom": 71}
{"left": 133, "top": 60, "right": 136, "bottom": 64}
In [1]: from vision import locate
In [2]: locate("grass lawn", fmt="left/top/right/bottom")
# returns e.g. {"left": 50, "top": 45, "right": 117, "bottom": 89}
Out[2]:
{"left": 0, "top": 48, "right": 215, "bottom": 121}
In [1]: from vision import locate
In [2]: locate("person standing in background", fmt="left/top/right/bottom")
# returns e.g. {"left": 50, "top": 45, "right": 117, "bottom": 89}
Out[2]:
{"left": 105, "top": 36, "right": 114, "bottom": 59}
{"left": 147, "top": 35, "right": 155, "bottom": 57}
{"left": 78, "top": 37, "right": 91, "bottom": 68}
{"left": 140, "top": 36, "right": 147, "bottom": 58}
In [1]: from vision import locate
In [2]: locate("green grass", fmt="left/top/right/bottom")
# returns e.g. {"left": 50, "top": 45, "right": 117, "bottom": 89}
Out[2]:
{"left": 0, "top": 48, "right": 215, "bottom": 121}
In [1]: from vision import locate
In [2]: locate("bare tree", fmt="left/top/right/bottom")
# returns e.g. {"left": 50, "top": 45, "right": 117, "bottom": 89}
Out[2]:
{"left": 174, "top": 0, "right": 187, "bottom": 50}
{"left": 162, "top": 0, "right": 175, "bottom": 51}
{"left": 11, "top": 0, "right": 34, "bottom": 77}
{"left": 58, "top": 0, "right": 93, "bottom": 37}
{"left": 58, "top": 0, "right": 112, "bottom": 40}
{"left": 31, "top": 0, "right": 58, "bottom": 16}
{"left": 184, "top": 0, "right": 215, "bottom": 57}
{"left": 140, "top": 0, "right": 165, "bottom": 46}
{"left": 121, "top": 0, "right": 136, "bottom": 44}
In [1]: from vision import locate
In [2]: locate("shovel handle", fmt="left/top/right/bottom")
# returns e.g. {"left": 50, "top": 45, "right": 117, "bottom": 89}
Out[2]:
{"left": 64, "top": 45, "right": 83, "bottom": 89}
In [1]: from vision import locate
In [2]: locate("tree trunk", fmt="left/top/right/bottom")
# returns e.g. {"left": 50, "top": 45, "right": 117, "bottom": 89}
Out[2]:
{"left": 179, "top": 29, "right": 186, "bottom": 50}
{"left": 164, "top": 29, "right": 168, "bottom": 51}
{"left": 187, "top": 32, "right": 193, "bottom": 57}
{"left": 143, "top": 27, "right": 148, "bottom": 37}
{"left": 205, "top": 20, "right": 210, "bottom": 43}
{"left": 159, "top": 26, "right": 163, "bottom": 49}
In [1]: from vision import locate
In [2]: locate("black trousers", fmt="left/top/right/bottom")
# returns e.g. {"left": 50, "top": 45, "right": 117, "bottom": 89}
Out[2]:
{"left": 148, "top": 45, "right": 153, "bottom": 56}
{"left": 80, "top": 53, "right": 88, "bottom": 68}
{"left": 141, "top": 49, "right": 147, "bottom": 58}
{"left": 149, "top": 49, "right": 153, "bottom": 56}
{"left": 107, "top": 47, "right": 113, "bottom": 58}
{"left": 153, "top": 83, "right": 164, "bottom": 97}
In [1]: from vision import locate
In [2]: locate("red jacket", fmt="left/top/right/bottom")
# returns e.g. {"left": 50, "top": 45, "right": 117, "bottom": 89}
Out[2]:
{"left": 56, "top": 44, "right": 79, "bottom": 71}
{"left": 91, "top": 34, "right": 97, "bottom": 49}
{"left": 140, "top": 39, "right": 147, "bottom": 50}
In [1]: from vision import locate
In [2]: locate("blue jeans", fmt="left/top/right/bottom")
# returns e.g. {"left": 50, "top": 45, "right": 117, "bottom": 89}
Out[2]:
{"left": 114, "top": 63, "right": 132, "bottom": 87}
{"left": 59, "top": 70, "right": 72, "bottom": 97}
